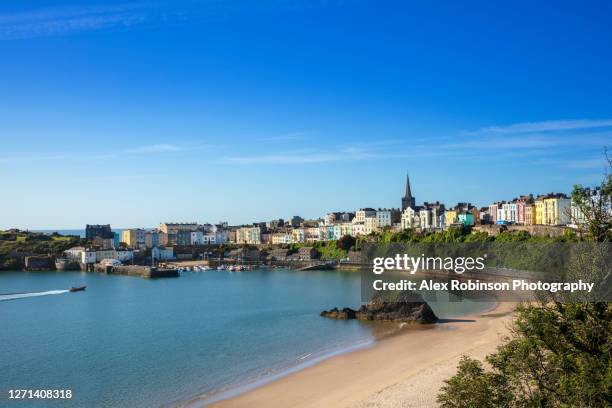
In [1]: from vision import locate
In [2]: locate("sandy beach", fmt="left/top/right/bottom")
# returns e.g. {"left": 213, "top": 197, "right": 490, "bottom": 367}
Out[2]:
{"left": 208, "top": 302, "right": 516, "bottom": 408}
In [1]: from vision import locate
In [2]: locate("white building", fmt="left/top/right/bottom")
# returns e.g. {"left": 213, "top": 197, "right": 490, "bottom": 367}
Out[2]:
{"left": 202, "top": 233, "right": 217, "bottom": 244}
{"left": 152, "top": 246, "right": 174, "bottom": 261}
{"left": 235, "top": 227, "right": 261, "bottom": 245}
{"left": 352, "top": 222, "right": 366, "bottom": 236}
{"left": 354, "top": 208, "right": 376, "bottom": 223}
{"left": 375, "top": 209, "right": 392, "bottom": 229}
{"left": 291, "top": 228, "right": 306, "bottom": 243}
{"left": 364, "top": 216, "right": 377, "bottom": 234}
{"left": 191, "top": 231, "right": 204, "bottom": 245}
{"left": 419, "top": 208, "right": 432, "bottom": 230}
{"left": 305, "top": 227, "right": 321, "bottom": 242}
{"left": 115, "top": 250, "right": 134, "bottom": 263}
{"left": 401, "top": 207, "right": 420, "bottom": 229}
{"left": 271, "top": 233, "right": 293, "bottom": 245}
{"left": 500, "top": 202, "right": 517, "bottom": 224}
{"left": 64, "top": 247, "right": 133, "bottom": 264}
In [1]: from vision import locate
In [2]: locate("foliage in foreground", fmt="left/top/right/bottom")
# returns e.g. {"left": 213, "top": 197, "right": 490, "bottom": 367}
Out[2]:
{"left": 437, "top": 302, "right": 612, "bottom": 408}
{"left": 438, "top": 150, "right": 612, "bottom": 407}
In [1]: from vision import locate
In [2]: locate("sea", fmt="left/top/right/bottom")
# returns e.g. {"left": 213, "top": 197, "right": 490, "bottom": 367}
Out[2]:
{"left": 0, "top": 268, "right": 492, "bottom": 407}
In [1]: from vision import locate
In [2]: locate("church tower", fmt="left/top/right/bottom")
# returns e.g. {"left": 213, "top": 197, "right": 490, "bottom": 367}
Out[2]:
{"left": 401, "top": 173, "right": 415, "bottom": 210}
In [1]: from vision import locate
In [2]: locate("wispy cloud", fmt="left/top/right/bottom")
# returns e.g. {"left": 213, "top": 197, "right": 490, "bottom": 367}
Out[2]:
{"left": 124, "top": 143, "right": 182, "bottom": 154}
{"left": 224, "top": 119, "right": 612, "bottom": 166}
{"left": 440, "top": 132, "right": 612, "bottom": 151}
{"left": 445, "top": 119, "right": 612, "bottom": 155}
{"left": 0, "top": 3, "right": 158, "bottom": 40}
{"left": 467, "top": 119, "right": 612, "bottom": 135}
{"left": 223, "top": 144, "right": 424, "bottom": 165}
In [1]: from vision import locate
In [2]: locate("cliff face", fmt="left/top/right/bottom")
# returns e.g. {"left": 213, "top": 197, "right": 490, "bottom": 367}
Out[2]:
{"left": 321, "top": 292, "right": 438, "bottom": 324}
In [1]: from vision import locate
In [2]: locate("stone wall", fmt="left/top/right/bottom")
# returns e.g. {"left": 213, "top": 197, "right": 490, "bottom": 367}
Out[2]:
{"left": 93, "top": 264, "right": 179, "bottom": 278}
{"left": 24, "top": 256, "right": 53, "bottom": 270}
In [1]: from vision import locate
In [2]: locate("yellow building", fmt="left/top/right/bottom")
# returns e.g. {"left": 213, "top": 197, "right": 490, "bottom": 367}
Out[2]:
{"left": 535, "top": 197, "right": 545, "bottom": 225}
{"left": 444, "top": 209, "right": 457, "bottom": 226}
{"left": 543, "top": 195, "right": 571, "bottom": 225}
{"left": 121, "top": 228, "right": 145, "bottom": 248}
{"left": 534, "top": 194, "right": 571, "bottom": 225}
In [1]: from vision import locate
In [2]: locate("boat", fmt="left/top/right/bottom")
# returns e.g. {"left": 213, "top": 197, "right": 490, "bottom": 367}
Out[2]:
{"left": 69, "top": 286, "right": 87, "bottom": 292}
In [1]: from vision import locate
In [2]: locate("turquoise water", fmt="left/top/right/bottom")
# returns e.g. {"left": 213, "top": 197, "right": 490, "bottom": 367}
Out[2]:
{"left": 0, "top": 269, "right": 491, "bottom": 407}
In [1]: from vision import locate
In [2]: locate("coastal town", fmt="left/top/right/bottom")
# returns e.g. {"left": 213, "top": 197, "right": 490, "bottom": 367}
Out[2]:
{"left": 4, "top": 173, "right": 595, "bottom": 273}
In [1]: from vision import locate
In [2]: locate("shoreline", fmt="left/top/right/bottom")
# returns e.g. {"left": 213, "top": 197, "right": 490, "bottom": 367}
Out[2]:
{"left": 185, "top": 301, "right": 514, "bottom": 408}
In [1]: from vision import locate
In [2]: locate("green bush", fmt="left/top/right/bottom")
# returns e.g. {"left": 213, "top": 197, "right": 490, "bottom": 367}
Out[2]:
{"left": 438, "top": 302, "right": 612, "bottom": 408}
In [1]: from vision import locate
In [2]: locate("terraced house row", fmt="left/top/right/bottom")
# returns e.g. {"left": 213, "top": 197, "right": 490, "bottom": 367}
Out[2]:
{"left": 88, "top": 174, "right": 606, "bottom": 251}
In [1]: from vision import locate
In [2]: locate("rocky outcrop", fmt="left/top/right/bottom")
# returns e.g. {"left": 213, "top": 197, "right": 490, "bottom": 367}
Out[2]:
{"left": 320, "top": 307, "right": 357, "bottom": 320}
{"left": 320, "top": 292, "right": 438, "bottom": 324}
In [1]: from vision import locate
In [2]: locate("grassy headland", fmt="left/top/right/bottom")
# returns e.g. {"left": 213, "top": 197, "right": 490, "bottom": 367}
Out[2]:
{"left": 0, "top": 230, "right": 81, "bottom": 270}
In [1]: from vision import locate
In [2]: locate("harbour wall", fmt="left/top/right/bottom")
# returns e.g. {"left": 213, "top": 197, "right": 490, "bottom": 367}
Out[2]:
{"left": 93, "top": 264, "right": 179, "bottom": 278}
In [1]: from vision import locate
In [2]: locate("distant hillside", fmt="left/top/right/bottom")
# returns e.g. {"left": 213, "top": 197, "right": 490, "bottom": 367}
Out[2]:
{"left": 0, "top": 230, "right": 81, "bottom": 270}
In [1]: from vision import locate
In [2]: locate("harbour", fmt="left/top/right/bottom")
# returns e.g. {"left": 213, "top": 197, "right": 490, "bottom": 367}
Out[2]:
{"left": 0, "top": 268, "right": 492, "bottom": 408}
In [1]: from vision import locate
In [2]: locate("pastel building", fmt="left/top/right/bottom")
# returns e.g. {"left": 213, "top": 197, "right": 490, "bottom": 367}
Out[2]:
{"left": 500, "top": 202, "right": 517, "bottom": 224}
{"left": 121, "top": 228, "right": 146, "bottom": 249}
{"left": 419, "top": 202, "right": 445, "bottom": 229}
{"left": 488, "top": 202, "right": 502, "bottom": 224}
{"left": 543, "top": 194, "right": 571, "bottom": 225}
{"left": 152, "top": 246, "right": 174, "bottom": 261}
{"left": 144, "top": 230, "right": 164, "bottom": 248}
{"left": 271, "top": 233, "right": 293, "bottom": 245}
{"left": 352, "top": 222, "right": 366, "bottom": 236}
{"left": 535, "top": 196, "right": 545, "bottom": 225}
{"left": 401, "top": 206, "right": 420, "bottom": 229}
{"left": 364, "top": 216, "right": 377, "bottom": 234}
{"left": 457, "top": 212, "right": 475, "bottom": 226}
{"left": 515, "top": 195, "right": 534, "bottom": 225}
{"left": 375, "top": 209, "right": 392, "bottom": 229}
{"left": 525, "top": 204, "right": 535, "bottom": 225}
{"left": 235, "top": 226, "right": 261, "bottom": 245}
{"left": 306, "top": 227, "right": 322, "bottom": 242}
{"left": 159, "top": 222, "right": 198, "bottom": 245}
{"left": 447, "top": 203, "right": 476, "bottom": 226}
{"left": 292, "top": 228, "right": 306, "bottom": 243}
{"left": 190, "top": 231, "right": 204, "bottom": 245}
{"left": 203, "top": 233, "right": 217, "bottom": 245}
{"left": 354, "top": 208, "right": 376, "bottom": 223}
{"left": 444, "top": 208, "right": 457, "bottom": 226}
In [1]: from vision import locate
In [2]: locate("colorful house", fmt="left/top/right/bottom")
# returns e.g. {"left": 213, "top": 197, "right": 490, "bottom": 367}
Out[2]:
{"left": 444, "top": 208, "right": 457, "bottom": 225}
{"left": 457, "top": 212, "right": 475, "bottom": 226}
{"left": 535, "top": 196, "right": 545, "bottom": 225}
{"left": 543, "top": 194, "right": 571, "bottom": 225}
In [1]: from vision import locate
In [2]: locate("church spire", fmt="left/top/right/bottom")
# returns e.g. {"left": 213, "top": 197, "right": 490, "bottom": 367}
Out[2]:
{"left": 402, "top": 172, "right": 415, "bottom": 210}
{"left": 405, "top": 172, "right": 412, "bottom": 199}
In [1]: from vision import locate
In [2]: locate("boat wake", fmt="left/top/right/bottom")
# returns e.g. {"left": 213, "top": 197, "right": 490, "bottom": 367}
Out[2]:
{"left": 0, "top": 290, "right": 70, "bottom": 302}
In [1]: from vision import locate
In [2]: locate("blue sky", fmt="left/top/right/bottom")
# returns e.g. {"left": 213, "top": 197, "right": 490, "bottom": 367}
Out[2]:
{"left": 1, "top": 0, "right": 611, "bottom": 229}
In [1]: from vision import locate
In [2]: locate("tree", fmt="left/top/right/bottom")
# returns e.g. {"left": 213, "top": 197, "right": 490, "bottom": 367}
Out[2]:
{"left": 437, "top": 150, "right": 612, "bottom": 407}
{"left": 336, "top": 235, "right": 356, "bottom": 251}
{"left": 438, "top": 303, "right": 612, "bottom": 408}
{"left": 571, "top": 147, "right": 612, "bottom": 241}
